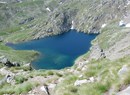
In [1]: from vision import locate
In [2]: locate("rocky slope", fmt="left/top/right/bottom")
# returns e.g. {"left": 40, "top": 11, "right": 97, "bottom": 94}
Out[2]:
{"left": 1, "top": 0, "right": 130, "bottom": 95}
{"left": 0, "top": 0, "right": 129, "bottom": 42}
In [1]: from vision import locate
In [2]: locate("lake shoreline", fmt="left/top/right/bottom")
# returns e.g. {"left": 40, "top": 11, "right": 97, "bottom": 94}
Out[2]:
{"left": 8, "top": 30, "right": 97, "bottom": 70}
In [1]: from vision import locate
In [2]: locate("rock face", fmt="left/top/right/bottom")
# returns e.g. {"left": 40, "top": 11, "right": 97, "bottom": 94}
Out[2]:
{"left": 0, "top": 0, "right": 129, "bottom": 42}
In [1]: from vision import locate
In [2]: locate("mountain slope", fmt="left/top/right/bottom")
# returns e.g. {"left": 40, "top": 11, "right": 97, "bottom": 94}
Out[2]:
{"left": 1, "top": 0, "right": 130, "bottom": 95}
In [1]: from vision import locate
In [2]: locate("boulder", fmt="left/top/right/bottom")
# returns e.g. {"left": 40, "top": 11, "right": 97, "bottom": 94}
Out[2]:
{"left": 74, "top": 77, "right": 96, "bottom": 86}
{"left": 74, "top": 79, "right": 88, "bottom": 86}
{"left": 40, "top": 85, "right": 50, "bottom": 95}
{"left": 6, "top": 75, "right": 14, "bottom": 83}
{"left": 0, "top": 57, "right": 8, "bottom": 63}
{"left": 118, "top": 65, "right": 128, "bottom": 78}
{"left": 0, "top": 37, "right": 3, "bottom": 42}
{"left": 116, "top": 86, "right": 130, "bottom": 95}
{"left": 19, "top": 17, "right": 34, "bottom": 25}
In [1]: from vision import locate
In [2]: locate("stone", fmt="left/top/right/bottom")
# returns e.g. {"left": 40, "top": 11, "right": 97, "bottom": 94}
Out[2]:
{"left": 118, "top": 65, "right": 128, "bottom": 77}
{"left": 40, "top": 86, "right": 48, "bottom": 94}
{"left": 48, "top": 84, "right": 56, "bottom": 89}
{"left": 40, "top": 85, "right": 50, "bottom": 95}
{"left": 6, "top": 75, "right": 13, "bottom": 83}
{"left": 116, "top": 86, "right": 130, "bottom": 95}
{"left": 89, "top": 77, "right": 95, "bottom": 82}
{"left": 74, "top": 79, "right": 88, "bottom": 86}
{"left": 74, "top": 77, "right": 96, "bottom": 86}
{"left": 19, "top": 17, "right": 34, "bottom": 25}
{"left": 0, "top": 57, "right": 8, "bottom": 63}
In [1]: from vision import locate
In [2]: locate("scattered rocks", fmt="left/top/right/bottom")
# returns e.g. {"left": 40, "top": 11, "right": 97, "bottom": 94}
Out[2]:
{"left": 58, "top": 77, "right": 64, "bottom": 83}
{"left": 19, "top": 17, "right": 34, "bottom": 25}
{"left": 0, "top": 56, "right": 20, "bottom": 67}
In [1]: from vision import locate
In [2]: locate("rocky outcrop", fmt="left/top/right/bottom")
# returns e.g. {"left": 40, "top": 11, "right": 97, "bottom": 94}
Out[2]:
{"left": 19, "top": 17, "right": 34, "bottom": 25}
{"left": 0, "top": 0, "right": 129, "bottom": 42}
{"left": 0, "top": 56, "right": 20, "bottom": 67}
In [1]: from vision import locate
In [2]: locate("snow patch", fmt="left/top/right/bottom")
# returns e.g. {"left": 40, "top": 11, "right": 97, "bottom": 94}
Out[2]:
{"left": 119, "top": 20, "right": 126, "bottom": 27}
{"left": 101, "top": 24, "right": 107, "bottom": 28}
{"left": 46, "top": 7, "right": 51, "bottom": 12}
{"left": 71, "top": 20, "right": 74, "bottom": 29}
{"left": 125, "top": 23, "right": 130, "bottom": 27}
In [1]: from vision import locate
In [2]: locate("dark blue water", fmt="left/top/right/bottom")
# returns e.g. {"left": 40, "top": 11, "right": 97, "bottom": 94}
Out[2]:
{"left": 8, "top": 30, "right": 97, "bottom": 70}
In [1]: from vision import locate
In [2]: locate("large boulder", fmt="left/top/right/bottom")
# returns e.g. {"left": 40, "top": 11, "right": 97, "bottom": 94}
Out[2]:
{"left": 116, "top": 86, "right": 130, "bottom": 95}
{"left": 40, "top": 85, "right": 50, "bottom": 95}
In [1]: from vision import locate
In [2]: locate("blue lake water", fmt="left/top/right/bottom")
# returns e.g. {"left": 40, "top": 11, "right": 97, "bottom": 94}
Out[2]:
{"left": 9, "top": 30, "right": 97, "bottom": 70}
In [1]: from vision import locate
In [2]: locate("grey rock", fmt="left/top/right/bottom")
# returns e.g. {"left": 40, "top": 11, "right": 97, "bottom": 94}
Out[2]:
{"left": 19, "top": 17, "right": 34, "bottom": 25}
{"left": 116, "top": 86, "right": 130, "bottom": 95}
{"left": 118, "top": 65, "right": 128, "bottom": 77}
{"left": 1, "top": 58, "right": 8, "bottom": 64}
{"left": 0, "top": 37, "right": 3, "bottom": 42}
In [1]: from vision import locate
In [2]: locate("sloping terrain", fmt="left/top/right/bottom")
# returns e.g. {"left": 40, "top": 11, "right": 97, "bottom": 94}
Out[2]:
{"left": 1, "top": 0, "right": 130, "bottom": 95}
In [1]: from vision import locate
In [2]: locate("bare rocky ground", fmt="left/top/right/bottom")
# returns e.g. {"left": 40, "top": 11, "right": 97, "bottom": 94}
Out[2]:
{"left": 106, "top": 31, "right": 130, "bottom": 60}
